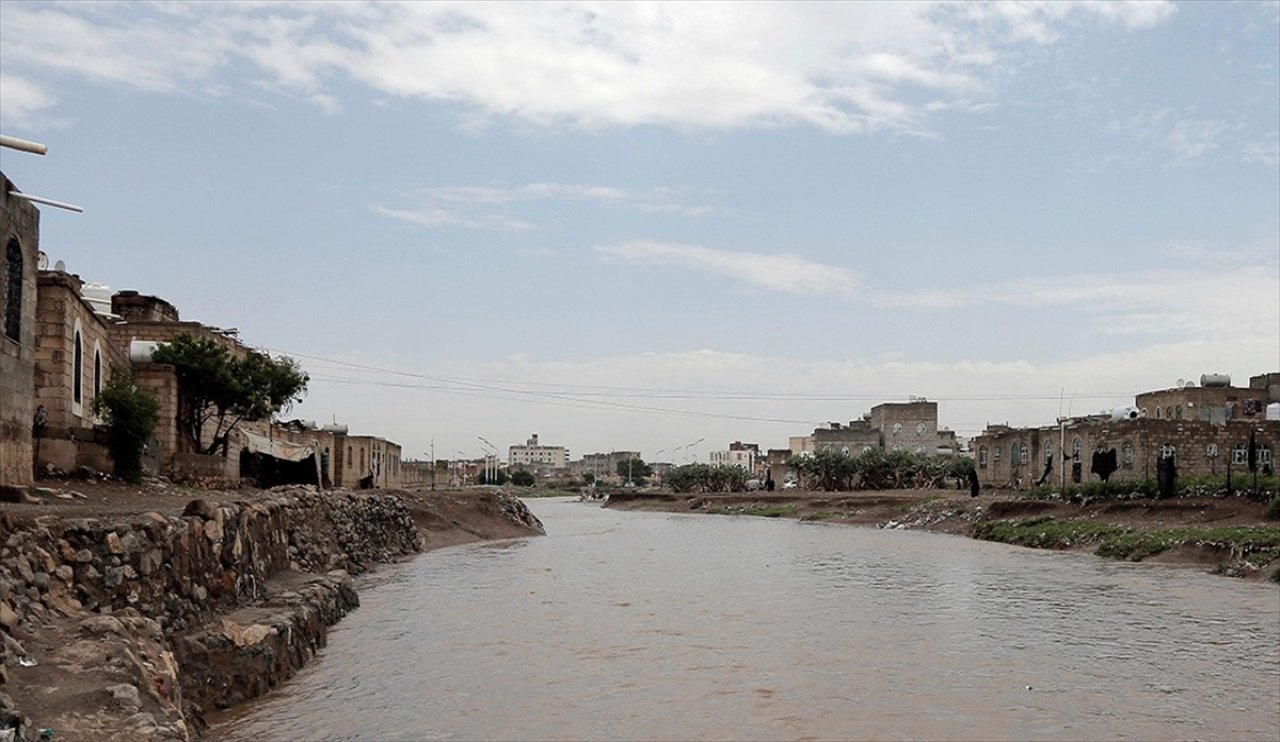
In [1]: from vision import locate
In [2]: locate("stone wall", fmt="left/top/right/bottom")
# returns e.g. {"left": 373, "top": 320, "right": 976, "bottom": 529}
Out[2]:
{"left": 0, "top": 174, "right": 41, "bottom": 487}
{"left": 0, "top": 487, "right": 420, "bottom": 738}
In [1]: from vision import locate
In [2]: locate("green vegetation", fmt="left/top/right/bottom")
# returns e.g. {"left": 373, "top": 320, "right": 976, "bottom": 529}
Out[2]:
{"left": 785, "top": 449, "right": 975, "bottom": 492}
{"left": 1264, "top": 496, "right": 1280, "bottom": 521}
{"left": 90, "top": 365, "right": 160, "bottom": 483}
{"left": 152, "top": 333, "right": 308, "bottom": 456}
{"left": 708, "top": 504, "right": 797, "bottom": 518}
{"left": 616, "top": 457, "right": 653, "bottom": 485}
{"left": 665, "top": 463, "right": 750, "bottom": 493}
{"left": 477, "top": 469, "right": 509, "bottom": 485}
{"left": 973, "top": 516, "right": 1280, "bottom": 568}
{"left": 508, "top": 469, "right": 535, "bottom": 487}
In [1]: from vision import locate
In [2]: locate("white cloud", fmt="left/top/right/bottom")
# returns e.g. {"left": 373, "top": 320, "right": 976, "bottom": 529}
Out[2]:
{"left": 1166, "top": 119, "right": 1230, "bottom": 162}
{"left": 593, "top": 241, "right": 864, "bottom": 299}
{"left": 0, "top": 1, "right": 1178, "bottom": 134}
{"left": 0, "top": 73, "right": 58, "bottom": 130}
{"left": 589, "top": 239, "right": 1278, "bottom": 345}
{"left": 1241, "top": 138, "right": 1280, "bottom": 166}
{"left": 373, "top": 182, "right": 712, "bottom": 231}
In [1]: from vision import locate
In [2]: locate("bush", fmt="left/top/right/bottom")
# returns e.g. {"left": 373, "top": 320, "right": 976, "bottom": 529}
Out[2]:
{"left": 509, "top": 470, "right": 535, "bottom": 487}
{"left": 91, "top": 365, "right": 160, "bottom": 483}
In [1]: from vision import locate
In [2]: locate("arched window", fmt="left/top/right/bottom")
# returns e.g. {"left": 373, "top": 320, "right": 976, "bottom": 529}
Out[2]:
{"left": 993, "top": 446, "right": 1001, "bottom": 463}
{"left": 1175, "top": 405, "right": 1183, "bottom": 419}
{"left": 892, "top": 422, "right": 902, "bottom": 435}
{"left": 840, "top": 446, "right": 850, "bottom": 455}
{"left": 1072, "top": 437, "right": 1082, "bottom": 461}
{"left": 1206, "top": 443, "right": 1218, "bottom": 458}
{"left": 93, "top": 342, "right": 102, "bottom": 398}
{"left": 72, "top": 324, "right": 83, "bottom": 412}
{"left": 1155, "top": 407, "right": 1162, "bottom": 418}
{"left": 1010, "top": 441, "right": 1021, "bottom": 466}
{"left": 1232, "top": 444, "right": 1248, "bottom": 465}
{"left": 1122, "top": 442, "right": 1134, "bottom": 466}
{"left": 1166, "top": 406, "right": 1173, "bottom": 419}
{"left": 1044, "top": 439, "right": 1053, "bottom": 463}
{"left": 3, "top": 238, "right": 21, "bottom": 341}
{"left": 1160, "top": 443, "right": 1176, "bottom": 461}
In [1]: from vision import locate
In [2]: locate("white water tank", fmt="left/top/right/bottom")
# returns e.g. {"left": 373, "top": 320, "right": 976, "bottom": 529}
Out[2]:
{"left": 322, "top": 424, "right": 349, "bottom": 434}
{"left": 80, "top": 282, "right": 113, "bottom": 316}
{"left": 1267, "top": 403, "right": 1280, "bottom": 422}
{"left": 1111, "top": 406, "right": 1140, "bottom": 421}
{"left": 129, "top": 340, "right": 164, "bottom": 363}
{"left": 1200, "top": 373, "right": 1231, "bottom": 387}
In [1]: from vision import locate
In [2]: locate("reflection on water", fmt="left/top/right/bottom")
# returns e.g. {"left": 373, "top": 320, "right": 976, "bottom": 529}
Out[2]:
{"left": 217, "top": 498, "right": 1280, "bottom": 741}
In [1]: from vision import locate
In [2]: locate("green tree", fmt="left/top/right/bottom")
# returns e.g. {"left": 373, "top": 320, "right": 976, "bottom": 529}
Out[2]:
{"left": 91, "top": 365, "right": 160, "bottom": 483}
{"left": 152, "top": 332, "right": 308, "bottom": 456}
{"left": 510, "top": 469, "right": 535, "bottom": 487}
{"left": 616, "top": 457, "right": 653, "bottom": 484}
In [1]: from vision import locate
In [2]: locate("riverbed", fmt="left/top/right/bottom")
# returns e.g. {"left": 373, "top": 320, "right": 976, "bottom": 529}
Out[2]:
{"left": 215, "top": 497, "right": 1280, "bottom": 741}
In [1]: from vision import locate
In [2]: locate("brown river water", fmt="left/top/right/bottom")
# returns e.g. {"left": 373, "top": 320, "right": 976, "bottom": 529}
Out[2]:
{"left": 216, "top": 497, "right": 1280, "bottom": 741}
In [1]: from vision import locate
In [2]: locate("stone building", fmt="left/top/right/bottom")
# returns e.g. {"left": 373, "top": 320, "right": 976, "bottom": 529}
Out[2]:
{"left": 332, "top": 433, "right": 402, "bottom": 490}
{"left": 870, "top": 400, "right": 942, "bottom": 454}
{"left": 0, "top": 174, "right": 40, "bottom": 486}
{"left": 811, "top": 420, "right": 880, "bottom": 456}
{"left": 570, "top": 451, "right": 640, "bottom": 481}
{"left": 32, "top": 269, "right": 130, "bottom": 473}
{"left": 973, "top": 373, "right": 1280, "bottom": 490}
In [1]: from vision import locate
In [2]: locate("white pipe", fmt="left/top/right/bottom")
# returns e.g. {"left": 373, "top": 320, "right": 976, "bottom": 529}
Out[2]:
{"left": 0, "top": 135, "right": 47, "bottom": 155}
{"left": 7, "top": 191, "right": 83, "bottom": 213}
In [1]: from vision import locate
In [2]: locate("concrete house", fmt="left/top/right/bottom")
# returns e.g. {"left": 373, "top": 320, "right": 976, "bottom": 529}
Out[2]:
{"left": 0, "top": 174, "right": 40, "bottom": 486}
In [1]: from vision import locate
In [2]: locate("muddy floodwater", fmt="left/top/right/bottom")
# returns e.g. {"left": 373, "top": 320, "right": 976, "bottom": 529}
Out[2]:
{"left": 217, "top": 497, "right": 1280, "bottom": 741}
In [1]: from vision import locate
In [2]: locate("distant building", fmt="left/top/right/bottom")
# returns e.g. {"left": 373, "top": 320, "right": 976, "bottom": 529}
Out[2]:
{"left": 870, "top": 399, "right": 943, "bottom": 455}
{"left": 812, "top": 419, "right": 879, "bottom": 456}
{"left": 509, "top": 433, "right": 568, "bottom": 471}
{"left": 571, "top": 450, "right": 640, "bottom": 480}
{"left": 710, "top": 441, "right": 760, "bottom": 473}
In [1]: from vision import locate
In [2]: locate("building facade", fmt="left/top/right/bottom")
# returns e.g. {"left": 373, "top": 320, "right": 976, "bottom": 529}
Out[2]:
{"left": 509, "top": 433, "right": 568, "bottom": 470}
{"left": 0, "top": 175, "right": 40, "bottom": 486}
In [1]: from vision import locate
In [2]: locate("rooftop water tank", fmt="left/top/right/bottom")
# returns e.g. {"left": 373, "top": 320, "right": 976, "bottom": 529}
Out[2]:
{"left": 129, "top": 340, "right": 163, "bottom": 363}
{"left": 1267, "top": 403, "right": 1280, "bottom": 422}
{"left": 80, "top": 282, "right": 113, "bottom": 316}
{"left": 1111, "top": 406, "right": 1140, "bottom": 421}
{"left": 322, "top": 424, "right": 349, "bottom": 434}
{"left": 1200, "top": 373, "right": 1231, "bottom": 387}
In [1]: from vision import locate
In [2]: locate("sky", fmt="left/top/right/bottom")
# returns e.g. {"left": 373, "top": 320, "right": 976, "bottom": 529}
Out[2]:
{"left": 1, "top": 0, "right": 1277, "bottom": 465}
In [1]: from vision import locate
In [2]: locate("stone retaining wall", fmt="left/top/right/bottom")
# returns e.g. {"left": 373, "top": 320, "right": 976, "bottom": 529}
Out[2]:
{"left": 0, "top": 486, "right": 420, "bottom": 739}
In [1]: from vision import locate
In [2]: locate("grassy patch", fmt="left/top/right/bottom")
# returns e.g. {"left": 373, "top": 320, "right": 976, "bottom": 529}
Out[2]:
{"left": 973, "top": 517, "right": 1280, "bottom": 567}
{"left": 708, "top": 505, "right": 797, "bottom": 518}
{"left": 799, "top": 511, "right": 842, "bottom": 521}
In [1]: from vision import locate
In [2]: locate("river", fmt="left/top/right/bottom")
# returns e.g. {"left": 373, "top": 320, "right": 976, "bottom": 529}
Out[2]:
{"left": 216, "top": 497, "right": 1280, "bottom": 741}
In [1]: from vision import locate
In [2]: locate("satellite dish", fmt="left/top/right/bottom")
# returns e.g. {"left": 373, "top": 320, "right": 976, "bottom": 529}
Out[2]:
{"left": 54, "top": 259, "right": 65, "bottom": 272}
{"left": 37, "top": 251, "right": 48, "bottom": 270}
{"left": 1176, "top": 378, "right": 1186, "bottom": 389}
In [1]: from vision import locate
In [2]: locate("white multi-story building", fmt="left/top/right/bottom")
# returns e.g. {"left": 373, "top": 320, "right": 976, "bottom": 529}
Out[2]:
{"left": 710, "top": 441, "right": 759, "bottom": 472}
{"left": 508, "top": 433, "right": 568, "bottom": 470}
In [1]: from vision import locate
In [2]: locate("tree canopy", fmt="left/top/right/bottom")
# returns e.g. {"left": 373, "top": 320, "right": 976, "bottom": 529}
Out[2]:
{"left": 152, "top": 333, "right": 308, "bottom": 455}
{"left": 616, "top": 457, "right": 653, "bottom": 483}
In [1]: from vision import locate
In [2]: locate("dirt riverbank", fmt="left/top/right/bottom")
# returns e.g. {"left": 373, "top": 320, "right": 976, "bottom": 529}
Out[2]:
{"left": 604, "top": 488, "right": 1280, "bottom": 580}
{"left": 1, "top": 479, "right": 544, "bottom": 741}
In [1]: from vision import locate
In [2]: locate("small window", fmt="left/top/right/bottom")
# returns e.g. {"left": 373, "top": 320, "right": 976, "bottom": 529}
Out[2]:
{"left": 1010, "top": 442, "right": 1020, "bottom": 466}
{"left": 1206, "top": 443, "right": 1218, "bottom": 458}
{"left": 1122, "top": 442, "right": 1134, "bottom": 466}
{"left": 1232, "top": 445, "right": 1248, "bottom": 465}
{"left": 840, "top": 446, "right": 850, "bottom": 455}
{"left": 1261, "top": 446, "right": 1273, "bottom": 466}
{"left": 891, "top": 444, "right": 902, "bottom": 452}
{"left": 1175, "top": 405, "right": 1182, "bottom": 419}
{"left": 892, "top": 422, "right": 902, "bottom": 435}
{"left": 1160, "top": 443, "right": 1176, "bottom": 461}
{"left": 1166, "top": 406, "right": 1173, "bottom": 419}
{"left": 1072, "top": 437, "right": 1082, "bottom": 461}
{"left": 1044, "top": 440, "right": 1053, "bottom": 462}
{"left": 1020, "top": 443, "right": 1030, "bottom": 465}
{"left": 993, "top": 447, "right": 1002, "bottom": 462}
{"left": 915, "top": 422, "right": 925, "bottom": 435}
{"left": 978, "top": 446, "right": 988, "bottom": 468}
